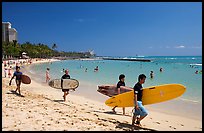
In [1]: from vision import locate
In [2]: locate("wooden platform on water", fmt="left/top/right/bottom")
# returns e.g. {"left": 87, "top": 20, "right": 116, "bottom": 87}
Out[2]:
{"left": 102, "top": 58, "right": 151, "bottom": 62}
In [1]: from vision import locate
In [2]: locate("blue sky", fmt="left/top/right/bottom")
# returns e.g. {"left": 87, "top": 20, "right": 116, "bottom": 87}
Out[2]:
{"left": 2, "top": 2, "right": 202, "bottom": 56}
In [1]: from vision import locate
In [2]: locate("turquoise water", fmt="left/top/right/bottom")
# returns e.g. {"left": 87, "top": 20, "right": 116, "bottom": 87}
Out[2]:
{"left": 29, "top": 56, "right": 202, "bottom": 103}
{"left": 27, "top": 56, "right": 202, "bottom": 120}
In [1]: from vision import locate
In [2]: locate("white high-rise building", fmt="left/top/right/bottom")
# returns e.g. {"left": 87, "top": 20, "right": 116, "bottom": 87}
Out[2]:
{"left": 9, "top": 28, "right": 18, "bottom": 42}
{"left": 2, "top": 22, "right": 18, "bottom": 42}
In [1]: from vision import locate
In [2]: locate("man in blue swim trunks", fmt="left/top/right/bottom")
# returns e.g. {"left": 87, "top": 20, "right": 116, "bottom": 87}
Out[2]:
{"left": 132, "top": 74, "right": 148, "bottom": 127}
{"left": 9, "top": 66, "right": 23, "bottom": 95}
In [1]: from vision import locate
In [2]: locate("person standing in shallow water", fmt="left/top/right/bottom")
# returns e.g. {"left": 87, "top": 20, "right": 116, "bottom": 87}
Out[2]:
{"left": 45, "top": 68, "right": 50, "bottom": 83}
{"left": 150, "top": 71, "right": 154, "bottom": 79}
{"left": 61, "top": 69, "right": 72, "bottom": 102}
{"left": 132, "top": 74, "right": 148, "bottom": 128}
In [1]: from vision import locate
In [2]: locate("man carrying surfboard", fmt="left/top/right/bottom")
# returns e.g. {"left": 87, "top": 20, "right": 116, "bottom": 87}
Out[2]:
{"left": 9, "top": 66, "right": 23, "bottom": 95}
{"left": 132, "top": 74, "right": 148, "bottom": 127}
{"left": 112, "top": 74, "right": 126, "bottom": 115}
{"left": 61, "top": 69, "right": 71, "bottom": 102}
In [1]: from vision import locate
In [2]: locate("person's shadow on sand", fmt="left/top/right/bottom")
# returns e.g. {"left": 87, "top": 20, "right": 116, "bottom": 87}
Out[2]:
{"left": 93, "top": 110, "right": 157, "bottom": 131}
{"left": 94, "top": 110, "right": 132, "bottom": 117}
{"left": 43, "top": 97, "right": 71, "bottom": 107}
{"left": 53, "top": 99, "right": 65, "bottom": 102}
{"left": 6, "top": 90, "right": 25, "bottom": 97}
{"left": 115, "top": 122, "right": 157, "bottom": 131}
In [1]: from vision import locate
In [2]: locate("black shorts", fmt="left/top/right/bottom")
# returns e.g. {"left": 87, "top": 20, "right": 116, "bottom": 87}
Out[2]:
{"left": 62, "top": 89, "right": 69, "bottom": 92}
{"left": 16, "top": 80, "right": 21, "bottom": 86}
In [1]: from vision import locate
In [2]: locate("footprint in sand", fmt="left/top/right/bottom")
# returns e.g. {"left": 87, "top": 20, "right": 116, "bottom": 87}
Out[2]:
{"left": 94, "top": 113, "right": 99, "bottom": 117}
{"left": 86, "top": 111, "right": 91, "bottom": 113}
{"left": 26, "top": 116, "right": 32, "bottom": 119}
{"left": 55, "top": 121, "right": 60, "bottom": 124}
{"left": 169, "top": 125, "right": 176, "bottom": 129}
{"left": 153, "top": 121, "right": 160, "bottom": 124}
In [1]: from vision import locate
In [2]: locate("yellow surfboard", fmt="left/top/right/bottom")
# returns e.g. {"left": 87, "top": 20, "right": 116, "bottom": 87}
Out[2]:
{"left": 105, "top": 84, "right": 186, "bottom": 107}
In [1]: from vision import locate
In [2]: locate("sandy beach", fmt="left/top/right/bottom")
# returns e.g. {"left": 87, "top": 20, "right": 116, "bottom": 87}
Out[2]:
{"left": 2, "top": 59, "right": 202, "bottom": 131}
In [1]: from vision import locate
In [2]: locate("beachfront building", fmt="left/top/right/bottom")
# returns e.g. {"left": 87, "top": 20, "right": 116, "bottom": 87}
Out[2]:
{"left": 2, "top": 22, "right": 18, "bottom": 42}
{"left": 84, "top": 50, "right": 95, "bottom": 57}
{"left": 9, "top": 28, "right": 18, "bottom": 42}
{"left": 21, "top": 52, "right": 29, "bottom": 59}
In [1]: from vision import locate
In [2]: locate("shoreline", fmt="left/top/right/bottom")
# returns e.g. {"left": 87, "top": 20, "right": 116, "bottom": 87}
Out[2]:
{"left": 24, "top": 64, "right": 202, "bottom": 121}
{"left": 2, "top": 58, "right": 202, "bottom": 131}
{"left": 19, "top": 59, "right": 203, "bottom": 121}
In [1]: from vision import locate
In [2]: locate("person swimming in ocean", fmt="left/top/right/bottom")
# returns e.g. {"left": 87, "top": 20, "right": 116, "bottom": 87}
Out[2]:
{"left": 150, "top": 71, "right": 154, "bottom": 79}
{"left": 94, "top": 66, "right": 99, "bottom": 72}
{"left": 160, "top": 67, "right": 163, "bottom": 72}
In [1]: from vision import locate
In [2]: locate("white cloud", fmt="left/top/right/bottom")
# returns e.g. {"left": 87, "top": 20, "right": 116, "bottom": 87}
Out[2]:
{"left": 175, "top": 45, "right": 185, "bottom": 48}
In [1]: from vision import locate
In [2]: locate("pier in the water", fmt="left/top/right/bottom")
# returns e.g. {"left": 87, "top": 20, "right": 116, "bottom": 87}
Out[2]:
{"left": 102, "top": 57, "right": 151, "bottom": 62}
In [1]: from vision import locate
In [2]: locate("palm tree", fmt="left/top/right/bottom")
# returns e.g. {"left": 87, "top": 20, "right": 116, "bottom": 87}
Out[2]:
{"left": 13, "top": 40, "right": 18, "bottom": 47}
{"left": 52, "top": 43, "right": 57, "bottom": 51}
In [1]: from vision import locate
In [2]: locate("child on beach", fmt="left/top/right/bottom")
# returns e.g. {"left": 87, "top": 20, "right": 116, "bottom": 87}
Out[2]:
{"left": 132, "top": 74, "right": 148, "bottom": 128}
{"left": 112, "top": 74, "right": 126, "bottom": 115}
{"left": 61, "top": 69, "right": 71, "bottom": 102}
{"left": 9, "top": 66, "right": 23, "bottom": 95}
{"left": 45, "top": 68, "right": 50, "bottom": 83}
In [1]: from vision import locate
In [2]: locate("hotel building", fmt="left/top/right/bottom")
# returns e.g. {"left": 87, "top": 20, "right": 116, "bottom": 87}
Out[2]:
{"left": 2, "top": 22, "right": 18, "bottom": 42}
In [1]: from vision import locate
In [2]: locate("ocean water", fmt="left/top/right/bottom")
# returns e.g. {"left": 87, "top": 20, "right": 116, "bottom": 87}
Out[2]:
{"left": 28, "top": 56, "right": 202, "bottom": 120}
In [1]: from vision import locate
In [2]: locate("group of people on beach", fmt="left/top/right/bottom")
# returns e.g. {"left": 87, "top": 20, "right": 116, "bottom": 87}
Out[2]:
{"left": 113, "top": 73, "right": 148, "bottom": 127}
{"left": 6, "top": 60, "right": 148, "bottom": 128}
